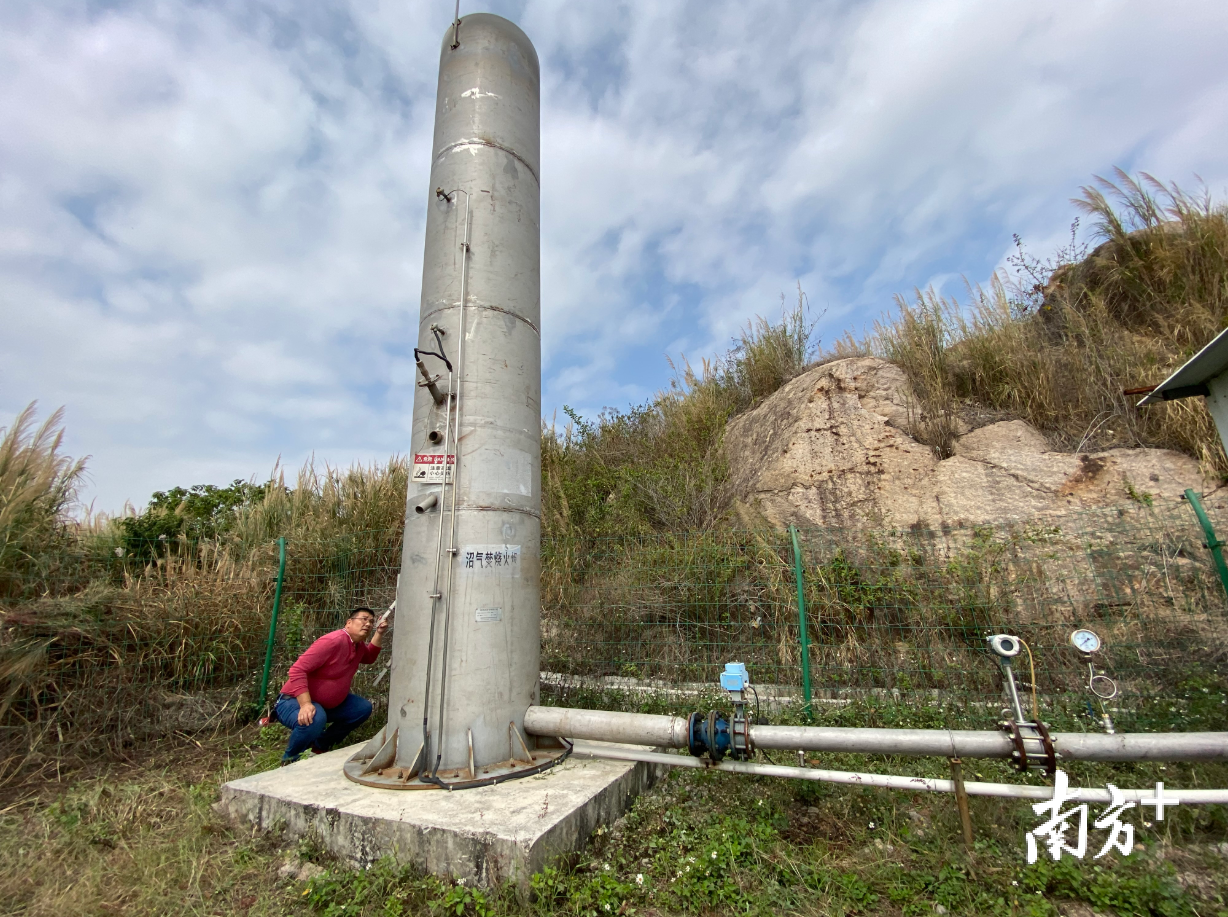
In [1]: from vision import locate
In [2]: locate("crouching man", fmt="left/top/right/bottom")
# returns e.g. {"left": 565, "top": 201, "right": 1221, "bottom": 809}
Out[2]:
{"left": 275, "top": 606, "right": 387, "bottom": 765}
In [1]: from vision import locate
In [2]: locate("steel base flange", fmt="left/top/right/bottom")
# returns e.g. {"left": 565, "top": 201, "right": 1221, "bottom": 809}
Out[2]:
{"left": 343, "top": 745, "right": 570, "bottom": 790}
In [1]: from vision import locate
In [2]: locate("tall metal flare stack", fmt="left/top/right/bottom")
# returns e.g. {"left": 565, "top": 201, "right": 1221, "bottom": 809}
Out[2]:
{"left": 345, "top": 14, "right": 560, "bottom": 789}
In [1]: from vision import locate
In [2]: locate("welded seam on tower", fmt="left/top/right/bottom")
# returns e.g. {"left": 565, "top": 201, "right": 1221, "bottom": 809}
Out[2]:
{"left": 462, "top": 505, "right": 541, "bottom": 518}
{"left": 423, "top": 301, "right": 540, "bottom": 335}
{"left": 435, "top": 139, "right": 540, "bottom": 184}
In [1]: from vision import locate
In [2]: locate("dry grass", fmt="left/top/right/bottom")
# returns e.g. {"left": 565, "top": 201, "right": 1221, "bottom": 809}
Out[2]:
{"left": 0, "top": 726, "right": 297, "bottom": 917}
{"left": 846, "top": 171, "right": 1228, "bottom": 471}
{"left": 720, "top": 283, "right": 819, "bottom": 409}
{"left": 0, "top": 444, "right": 412, "bottom": 782}
{"left": 229, "top": 456, "right": 411, "bottom": 552}
{"left": 542, "top": 288, "right": 818, "bottom": 540}
{"left": 0, "top": 546, "right": 272, "bottom": 784}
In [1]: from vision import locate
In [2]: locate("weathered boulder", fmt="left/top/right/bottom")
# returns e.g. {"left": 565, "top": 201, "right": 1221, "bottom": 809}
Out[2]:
{"left": 724, "top": 357, "right": 1220, "bottom": 528}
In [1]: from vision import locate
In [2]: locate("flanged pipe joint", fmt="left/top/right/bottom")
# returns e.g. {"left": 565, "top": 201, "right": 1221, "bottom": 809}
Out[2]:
{"left": 689, "top": 711, "right": 736, "bottom": 763}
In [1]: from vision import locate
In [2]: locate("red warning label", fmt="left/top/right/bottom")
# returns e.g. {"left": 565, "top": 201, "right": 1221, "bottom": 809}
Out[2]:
{"left": 412, "top": 453, "right": 454, "bottom": 483}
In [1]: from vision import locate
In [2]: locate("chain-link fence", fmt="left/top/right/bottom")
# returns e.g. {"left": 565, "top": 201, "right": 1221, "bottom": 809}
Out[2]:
{"left": 264, "top": 532, "right": 403, "bottom": 732}
{"left": 4, "top": 497, "right": 1228, "bottom": 776}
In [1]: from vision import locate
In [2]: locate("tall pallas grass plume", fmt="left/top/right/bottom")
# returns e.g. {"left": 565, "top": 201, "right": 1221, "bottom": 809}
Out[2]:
{"left": 227, "top": 454, "right": 410, "bottom": 556}
{"left": 0, "top": 402, "right": 87, "bottom": 600}
{"left": 839, "top": 169, "right": 1228, "bottom": 477}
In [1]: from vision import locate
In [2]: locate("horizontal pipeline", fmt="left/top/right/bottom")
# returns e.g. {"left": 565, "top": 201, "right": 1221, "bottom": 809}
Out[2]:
{"left": 569, "top": 741, "right": 1228, "bottom": 804}
{"left": 524, "top": 707, "right": 1228, "bottom": 762}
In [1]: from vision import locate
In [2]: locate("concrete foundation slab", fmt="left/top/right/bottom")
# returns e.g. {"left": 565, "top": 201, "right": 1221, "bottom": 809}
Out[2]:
{"left": 217, "top": 742, "right": 663, "bottom": 888}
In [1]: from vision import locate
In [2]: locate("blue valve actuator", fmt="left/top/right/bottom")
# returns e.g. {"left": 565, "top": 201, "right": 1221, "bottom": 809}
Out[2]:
{"left": 719, "top": 662, "right": 750, "bottom": 693}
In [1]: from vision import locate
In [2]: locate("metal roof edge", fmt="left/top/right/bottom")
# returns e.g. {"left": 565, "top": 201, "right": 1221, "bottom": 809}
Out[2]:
{"left": 1138, "top": 325, "right": 1228, "bottom": 406}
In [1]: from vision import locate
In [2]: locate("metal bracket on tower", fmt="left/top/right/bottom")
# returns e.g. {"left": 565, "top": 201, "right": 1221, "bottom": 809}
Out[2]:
{"left": 414, "top": 328, "right": 452, "bottom": 406}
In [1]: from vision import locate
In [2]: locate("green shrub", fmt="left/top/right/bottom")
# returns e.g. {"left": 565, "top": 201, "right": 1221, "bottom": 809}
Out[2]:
{"left": 542, "top": 288, "right": 818, "bottom": 540}
{"left": 118, "top": 480, "right": 269, "bottom": 562}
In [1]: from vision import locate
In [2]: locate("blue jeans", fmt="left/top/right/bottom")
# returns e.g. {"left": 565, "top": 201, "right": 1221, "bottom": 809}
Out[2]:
{"left": 275, "top": 693, "right": 373, "bottom": 759}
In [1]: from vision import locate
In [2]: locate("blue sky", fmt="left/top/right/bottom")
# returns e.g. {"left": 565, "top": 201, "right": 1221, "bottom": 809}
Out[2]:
{"left": 2, "top": 0, "right": 1227, "bottom": 513}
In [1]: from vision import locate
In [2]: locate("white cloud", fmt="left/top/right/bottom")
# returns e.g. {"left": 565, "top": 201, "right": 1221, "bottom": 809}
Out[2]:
{"left": 1, "top": 0, "right": 1226, "bottom": 510}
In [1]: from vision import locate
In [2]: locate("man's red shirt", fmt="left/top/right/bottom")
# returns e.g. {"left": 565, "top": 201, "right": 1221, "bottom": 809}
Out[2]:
{"left": 280, "top": 629, "right": 381, "bottom": 709}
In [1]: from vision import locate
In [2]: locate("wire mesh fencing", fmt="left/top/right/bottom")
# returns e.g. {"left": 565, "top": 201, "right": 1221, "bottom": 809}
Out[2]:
{"left": 541, "top": 529, "right": 797, "bottom": 691}
{"left": 794, "top": 500, "right": 1228, "bottom": 704}
{"left": 264, "top": 531, "right": 403, "bottom": 731}
{"left": 539, "top": 501, "right": 1228, "bottom": 710}
{"left": 3, "top": 497, "right": 1228, "bottom": 777}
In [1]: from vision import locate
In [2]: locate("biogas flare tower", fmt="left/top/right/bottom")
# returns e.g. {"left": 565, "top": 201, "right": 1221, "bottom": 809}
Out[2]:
{"left": 224, "top": 8, "right": 1228, "bottom": 891}
{"left": 344, "top": 13, "right": 559, "bottom": 788}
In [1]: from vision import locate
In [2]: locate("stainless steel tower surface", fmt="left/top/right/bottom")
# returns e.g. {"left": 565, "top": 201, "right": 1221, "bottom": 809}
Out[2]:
{"left": 344, "top": 14, "right": 561, "bottom": 789}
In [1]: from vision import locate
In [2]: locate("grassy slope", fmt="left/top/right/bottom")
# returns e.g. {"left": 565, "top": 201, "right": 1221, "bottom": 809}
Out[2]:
{"left": 4, "top": 170, "right": 1228, "bottom": 915}
{"left": 848, "top": 171, "right": 1228, "bottom": 472}
{"left": 540, "top": 288, "right": 815, "bottom": 540}
{"left": 544, "top": 172, "right": 1228, "bottom": 541}
{"left": 4, "top": 692, "right": 1228, "bottom": 917}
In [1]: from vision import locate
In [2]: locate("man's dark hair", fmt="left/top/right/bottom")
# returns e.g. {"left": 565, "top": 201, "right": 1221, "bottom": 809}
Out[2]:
{"left": 347, "top": 606, "right": 375, "bottom": 620}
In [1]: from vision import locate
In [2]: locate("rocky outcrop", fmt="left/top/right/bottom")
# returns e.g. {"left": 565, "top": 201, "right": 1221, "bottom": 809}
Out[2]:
{"left": 724, "top": 357, "right": 1221, "bottom": 528}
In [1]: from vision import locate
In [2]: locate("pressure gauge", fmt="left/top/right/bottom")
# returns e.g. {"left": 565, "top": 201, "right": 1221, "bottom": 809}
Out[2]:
{"left": 1070, "top": 628, "right": 1101, "bottom": 655}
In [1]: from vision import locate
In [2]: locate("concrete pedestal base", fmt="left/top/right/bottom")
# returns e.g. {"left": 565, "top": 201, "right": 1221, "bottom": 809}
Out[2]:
{"left": 217, "top": 742, "right": 663, "bottom": 888}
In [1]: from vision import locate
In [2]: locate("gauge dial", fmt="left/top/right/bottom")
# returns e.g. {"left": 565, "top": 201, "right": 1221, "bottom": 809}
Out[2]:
{"left": 1070, "top": 628, "right": 1101, "bottom": 654}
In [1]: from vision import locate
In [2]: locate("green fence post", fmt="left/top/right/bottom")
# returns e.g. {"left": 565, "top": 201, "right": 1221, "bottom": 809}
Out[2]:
{"left": 258, "top": 536, "right": 287, "bottom": 710}
{"left": 789, "top": 525, "right": 813, "bottom": 720}
{"left": 1184, "top": 489, "right": 1228, "bottom": 600}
